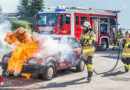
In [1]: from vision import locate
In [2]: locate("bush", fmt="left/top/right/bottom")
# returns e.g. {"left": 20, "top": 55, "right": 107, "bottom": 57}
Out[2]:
{"left": 10, "top": 19, "right": 31, "bottom": 31}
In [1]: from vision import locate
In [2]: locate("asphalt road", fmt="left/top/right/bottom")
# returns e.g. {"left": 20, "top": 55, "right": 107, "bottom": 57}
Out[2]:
{"left": 0, "top": 49, "right": 130, "bottom": 90}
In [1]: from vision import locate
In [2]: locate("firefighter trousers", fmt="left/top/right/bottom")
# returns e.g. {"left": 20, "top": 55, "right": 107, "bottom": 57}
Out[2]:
{"left": 84, "top": 56, "right": 93, "bottom": 79}
{"left": 122, "top": 58, "right": 130, "bottom": 72}
{"left": 113, "top": 42, "right": 119, "bottom": 50}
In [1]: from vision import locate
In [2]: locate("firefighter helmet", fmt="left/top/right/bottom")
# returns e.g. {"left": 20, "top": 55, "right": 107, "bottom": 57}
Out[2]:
{"left": 83, "top": 21, "right": 91, "bottom": 29}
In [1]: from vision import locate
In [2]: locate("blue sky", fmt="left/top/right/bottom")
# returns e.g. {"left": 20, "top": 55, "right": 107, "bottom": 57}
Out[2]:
{"left": 0, "top": 0, "right": 130, "bottom": 28}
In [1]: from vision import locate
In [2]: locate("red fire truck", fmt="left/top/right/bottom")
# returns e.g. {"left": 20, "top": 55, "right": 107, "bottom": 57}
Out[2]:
{"left": 35, "top": 6, "right": 120, "bottom": 50}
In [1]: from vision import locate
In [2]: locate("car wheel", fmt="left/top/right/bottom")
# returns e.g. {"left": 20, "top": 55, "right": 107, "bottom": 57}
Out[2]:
{"left": 42, "top": 63, "right": 55, "bottom": 80}
{"left": 101, "top": 39, "right": 107, "bottom": 50}
{"left": 76, "top": 59, "right": 85, "bottom": 72}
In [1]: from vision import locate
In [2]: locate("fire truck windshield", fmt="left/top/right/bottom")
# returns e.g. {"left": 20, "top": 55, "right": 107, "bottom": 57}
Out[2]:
{"left": 38, "top": 13, "right": 59, "bottom": 26}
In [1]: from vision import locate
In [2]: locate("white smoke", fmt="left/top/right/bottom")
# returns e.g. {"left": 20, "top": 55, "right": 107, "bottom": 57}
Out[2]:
{"left": 0, "top": 16, "right": 14, "bottom": 52}
{"left": 37, "top": 35, "right": 74, "bottom": 62}
{"left": 0, "top": 21, "right": 10, "bottom": 45}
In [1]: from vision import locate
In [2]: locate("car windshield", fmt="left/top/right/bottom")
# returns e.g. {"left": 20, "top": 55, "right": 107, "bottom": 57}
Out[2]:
{"left": 38, "top": 13, "right": 59, "bottom": 26}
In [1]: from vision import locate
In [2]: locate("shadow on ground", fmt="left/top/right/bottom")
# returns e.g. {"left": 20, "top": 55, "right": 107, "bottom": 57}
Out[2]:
{"left": 110, "top": 77, "right": 130, "bottom": 82}
{"left": 0, "top": 68, "right": 82, "bottom": 88}
{"left": 1, "top": 76, "right": 43, "bottom": 87}
{"left": 101, "top": 71, "right": 126, "bottom": 77}
{"left": 39, "top": 77, "right": 87, "bottom": 89}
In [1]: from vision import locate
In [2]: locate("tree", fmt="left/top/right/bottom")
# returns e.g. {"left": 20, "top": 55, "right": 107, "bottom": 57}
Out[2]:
{"left": 17, "top": 0, "right": 30, "bottom": 20}
{"left": 10, "top": 19, "right": 31, "bottom": 31}
{"left": 17, "top": 0, "right": 44, "bottom": 30}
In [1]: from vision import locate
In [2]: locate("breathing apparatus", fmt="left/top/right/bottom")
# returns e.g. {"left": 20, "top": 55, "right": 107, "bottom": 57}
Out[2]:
{"left": 93, "top": 38, "right": 124, "bottom": 75}
{"left": 82, "top": 21, "right": 92, "bottom": 33}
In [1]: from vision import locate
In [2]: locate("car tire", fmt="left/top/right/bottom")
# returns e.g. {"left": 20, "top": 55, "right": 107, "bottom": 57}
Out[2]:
{"left": 76, "top": 58, "right": 85, "bottom": 72}
{"left": 100, "top": 39, "right": 108, "bottom": 51}
{"left": 42, "top": 63, "right": 56, "bottom": 80}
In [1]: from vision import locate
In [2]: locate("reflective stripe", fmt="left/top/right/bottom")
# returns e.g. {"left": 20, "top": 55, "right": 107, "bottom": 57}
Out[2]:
{"left": 86, "top": 64, "right": 93, "bottom": 71}
{"left": 113, "top": 45, "right": 117, "bottom": 48}
{"left": 122, "top": 53, "right": 130, "bottom": 56}
{"left": 89, "top": 40, "right": 92, "bottom": 45}
{"left": 117, "top": 39, "right": 120, "bottom": 41}
{"left": 125, "top": 42, "right": 130, "bottom": 47}
{"left": 121, "top": 41, "right": 124, "bottom": 44}
{"left": 84, "top": 40, "right": 88, "bottom": 44}
{"left": 125, "top": 64, "right": 130, "bottom": 69}
{"left": 83, "top": 48, "right": 95, "bottom": 53}
{"left": 82, "top": 35, "right": 90, "bottom": 39}
{"left": 117, "top": 33, "right": 120, "bottom": 35}
{"left": 91, "top": 37, "right": 96, "bottom": 40}
{"left": 82, "top": 35, "right": 95, "bottom": 45}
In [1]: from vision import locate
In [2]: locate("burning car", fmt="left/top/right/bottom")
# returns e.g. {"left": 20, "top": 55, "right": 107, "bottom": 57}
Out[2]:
{"left": 0, "top": 35, "right": 85, "bottom": 80}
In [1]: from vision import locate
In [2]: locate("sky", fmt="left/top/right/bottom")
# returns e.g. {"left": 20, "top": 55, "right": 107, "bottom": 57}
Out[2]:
{"left": 0, "top": 0, "right": 130, "bottom": 29}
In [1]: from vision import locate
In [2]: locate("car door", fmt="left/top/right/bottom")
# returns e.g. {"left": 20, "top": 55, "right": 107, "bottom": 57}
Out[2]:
{"left": 57, "top": 37, "right": 72, "bottom": 70}
{"left": 68, "top": 37, "right": 82, "bottom": 66}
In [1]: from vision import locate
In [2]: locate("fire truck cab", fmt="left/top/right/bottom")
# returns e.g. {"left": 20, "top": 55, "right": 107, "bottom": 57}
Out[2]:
{"left": 36, "top": 6, "right": 120, "bottom": 50}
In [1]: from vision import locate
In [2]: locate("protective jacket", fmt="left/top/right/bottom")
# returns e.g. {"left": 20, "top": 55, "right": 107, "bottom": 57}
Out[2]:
{"left": 122, "top": 37, "right": 130, "bottom": 59}
{"left": 122, "top": 35, "right": 130, "bottom": 72}
{"left": 117, "top": 31, "right": 123, "bottom": 43}
{"left": 80, "top": 30, "right": 96, "bottom": 60}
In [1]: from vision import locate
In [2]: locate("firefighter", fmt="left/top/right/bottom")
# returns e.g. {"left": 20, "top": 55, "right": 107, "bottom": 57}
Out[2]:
{"left": 112, "top": 27, "right": 117, "bottom": 50}
{"left": 115, "top": 29, "right": 123, "bottom": 50}
{"left": 80, "top": 21, "right": 96, "bottom": 82}
{"left": 122, "top": 31, "right": 130, "bottom": 72}
{"left": 113, "top": 36, "right": 117, "bottom": 50}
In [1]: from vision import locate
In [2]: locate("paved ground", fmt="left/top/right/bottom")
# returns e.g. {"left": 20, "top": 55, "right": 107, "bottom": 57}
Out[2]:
{"left": 0, "top": 49, "right": 130, "bottom": 90}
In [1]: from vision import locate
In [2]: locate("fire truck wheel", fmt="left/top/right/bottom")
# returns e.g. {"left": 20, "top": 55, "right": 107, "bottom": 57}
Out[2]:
{"left": 76, "top": 58, "right": 85, "bottom": 72}
{"left": 42, "top": 63, "right": 56, "bottom": 80}
{"left": 101, "top": 39, "right": 108, "bottom": 50}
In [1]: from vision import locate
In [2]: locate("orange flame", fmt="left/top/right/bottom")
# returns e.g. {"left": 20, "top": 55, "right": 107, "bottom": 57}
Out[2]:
{"left": 5, "top": 27, "right": 39, "bottom": 78}
{"left": 21, "top": 73, "right": 31, "bottom": 79}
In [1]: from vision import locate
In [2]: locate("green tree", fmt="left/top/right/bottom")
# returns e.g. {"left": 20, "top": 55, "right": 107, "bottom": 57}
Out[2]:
{"left": 10, "top": 19, "right": 31, "bottom": 31}
{"left": 17, "top": 0, "right": 44, "bottom": 30}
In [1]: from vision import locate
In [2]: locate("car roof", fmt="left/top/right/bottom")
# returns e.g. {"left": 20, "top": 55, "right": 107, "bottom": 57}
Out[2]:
{"left": 38, "top": 35, "right": 76, "bottom": 39}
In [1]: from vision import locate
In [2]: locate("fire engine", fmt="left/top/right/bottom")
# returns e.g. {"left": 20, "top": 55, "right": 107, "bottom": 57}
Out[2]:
{"left": 35, "top": 6, "right": 120, "bottom": 50}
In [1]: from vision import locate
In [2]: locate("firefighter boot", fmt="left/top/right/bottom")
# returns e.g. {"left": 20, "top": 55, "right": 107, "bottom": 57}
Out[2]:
{"left": 125, "top": 64, "right": 130, "bottom": 72}
{"left": 125, "top": 66, "right": 129, "bottom": 72}
{"left": 87, "top": 71, "right": 93, "bottom": 83}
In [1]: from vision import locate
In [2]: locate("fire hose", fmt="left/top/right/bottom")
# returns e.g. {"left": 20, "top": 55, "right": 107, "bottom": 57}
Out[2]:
{"left": 93, "top": 39, "right": 124, "bottom": 75}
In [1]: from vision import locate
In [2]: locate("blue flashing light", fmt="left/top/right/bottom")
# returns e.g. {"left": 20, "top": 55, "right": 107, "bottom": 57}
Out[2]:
{"left": 39, "top": 9, "right": 44, "bottom": 13}
{"left": 116, "top": 13, "right": 118, "bottom": 16}
{"left": 55, "top": 9, "right": 66, "bottom": 12}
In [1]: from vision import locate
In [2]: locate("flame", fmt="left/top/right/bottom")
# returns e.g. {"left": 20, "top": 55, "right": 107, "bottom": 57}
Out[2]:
{"left": 21, "top": 73, "right": 31, "bottom": 79}
{"left": 4, "top": 27, "right": 39, "bottom": 78}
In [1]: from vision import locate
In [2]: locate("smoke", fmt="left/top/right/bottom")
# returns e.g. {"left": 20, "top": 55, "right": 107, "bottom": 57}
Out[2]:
{"left": 0, "top": 15, "right": 14, "bottom": 51}
{"left": 36, "top": 26, "right": 75, "bottom": 63}
{"left": 37, "top": 35, "right": 74, "bottom": 63}
{"left": 0, "top": 21, "right": 10, "bottom": 45}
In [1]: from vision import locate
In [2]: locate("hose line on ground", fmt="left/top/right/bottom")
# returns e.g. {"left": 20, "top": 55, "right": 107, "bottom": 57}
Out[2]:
{"left": 93, "top": 39, "right": 124, "bottom": 75}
